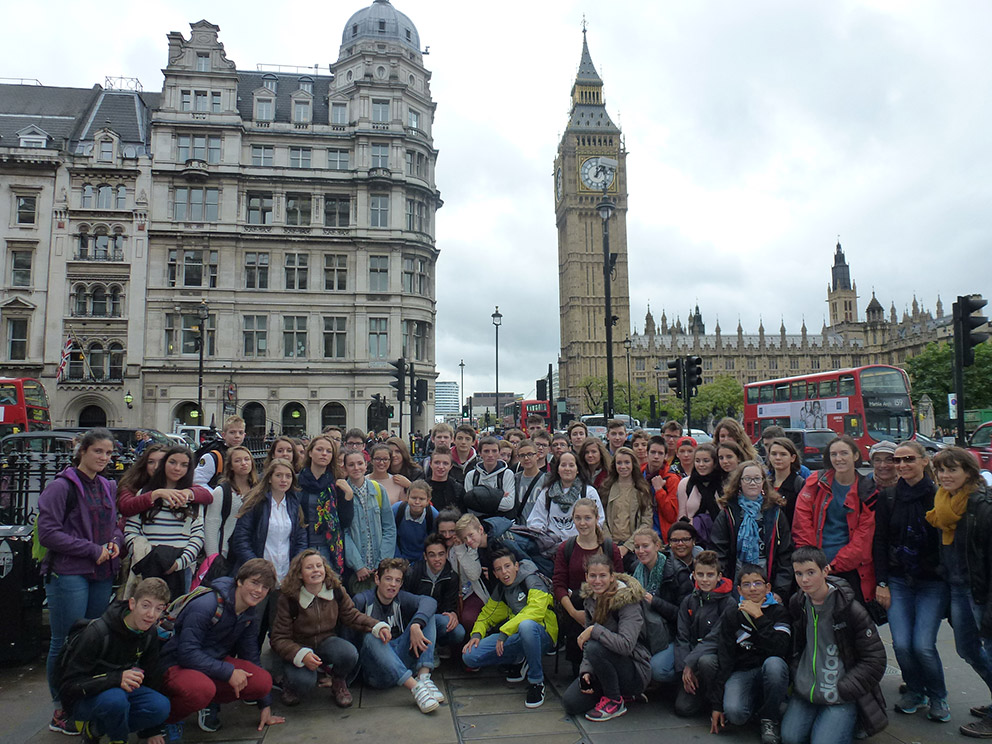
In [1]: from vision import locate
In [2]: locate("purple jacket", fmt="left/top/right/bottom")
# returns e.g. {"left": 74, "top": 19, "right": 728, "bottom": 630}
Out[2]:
{"left": 37, "top": 467, "right": 122, "bottom": 579}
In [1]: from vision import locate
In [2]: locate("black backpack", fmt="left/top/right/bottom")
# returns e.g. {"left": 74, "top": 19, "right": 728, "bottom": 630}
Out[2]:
{"left": 52, "top": 617, "right": 111, "bottom": 695}
{"left": 394, "top": 502, "right": 435, "bottom": 533}
{"left": 193, "top": 438, "right": 227, "bottom": 488}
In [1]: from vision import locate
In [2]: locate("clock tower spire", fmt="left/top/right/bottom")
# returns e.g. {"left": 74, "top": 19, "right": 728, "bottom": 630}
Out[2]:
{"left": 554, "top": 28, "right": 630, "bottom": 415}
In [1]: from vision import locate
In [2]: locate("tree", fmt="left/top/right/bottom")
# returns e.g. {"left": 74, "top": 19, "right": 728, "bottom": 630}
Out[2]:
{"left": 904, "top": 341, "right": 992, "bottom": 417}
{"left": 691, "top": 375, "right": 744, "bottom": 426}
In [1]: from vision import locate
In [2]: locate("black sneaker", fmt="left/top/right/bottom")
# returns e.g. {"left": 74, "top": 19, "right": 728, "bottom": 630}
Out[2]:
{"left": 525, "top": 682, "right": 545, "bottom": 708}
{"left": 973, "top": 705, "right": 992, "bottom": 719}
{"left": 760, "top": 718, "right": 782, "bottom": 744}
{"left": 962, "top": 717, "right": 992, "bottom": 739}
{"left": 506, "top": 660, "right": 528, "bottom": 683}
{"left": 197, "top": 703, "right": 221, "bottom": 733}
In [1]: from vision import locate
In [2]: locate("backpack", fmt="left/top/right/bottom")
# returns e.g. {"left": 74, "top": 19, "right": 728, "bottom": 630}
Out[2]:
{"left": 464, "top": 470, "right": 510, "bottom": 517}
{"left": 52, "top": 617, "right": 110, "bottom": 695}
{"left": 562, "top": 534, "right": 615, "bottom": 565}
{"left": 158, "top": 585, "right": 225, "bottom": 639}
{"left": 394, "top": 502, "right": 435, "bottom": 533}
{"left": 193, "top": 439, "right": 227, "bottom": 488}
{"left": 32, "top": 487, "right": 76, "bottom": 565}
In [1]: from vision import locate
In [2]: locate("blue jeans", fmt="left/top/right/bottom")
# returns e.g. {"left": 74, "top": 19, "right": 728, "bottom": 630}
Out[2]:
{"left": 72, "top": 686, "right": 170, "bottom": 740}
{"left": 781, "top": 696, "right": 857, "bottom": 744}
{"left": 433, "top": 614, "right": 466, "bottom": 658}
{"left": 280, "top": 636, "right": 359, "bottom": 695}
{"left": 650, "top": 643, "right": 676, "bottom": 683}
{"left": 887, "top": 576, "right": 949, "bottom": 699}
{"left": 723, "top": 656, "right": 790, "bottom": 724}
{"left": 949, "top": 583, "right": 992, "bottom": 706}
{"left": 359, "top": 621, "right": 437, "bottom": 688}
{"left": 45, "top": 574, "right": 114, "bottom": 701}
{"left": 462, "top": 619, "right": 553, "bottom": 684}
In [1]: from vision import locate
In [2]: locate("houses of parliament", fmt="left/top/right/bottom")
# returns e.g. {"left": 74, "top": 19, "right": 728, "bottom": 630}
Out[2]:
{"left": 554, "top": 34, "right": 950, "bottom": 410}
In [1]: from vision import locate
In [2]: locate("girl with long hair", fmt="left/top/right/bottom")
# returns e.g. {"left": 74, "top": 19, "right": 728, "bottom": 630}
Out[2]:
{"left": 386, "top": 436, "right": 421, "bottom": 481}
{"left": 116, "top": 443, "right": 168, "bottom": 513}
{"left": 561, "top": 554, "right": 651, "bottom": 721}
{"left": 203, "top": 445, "right": 258, "bottom": 558}
{"left": 123, "top": 445, "right": 205, "bottom": 599}
{"left": 766, "top": 437, "right": 805, "bottom": 524}
{"left": 578, "top": 437, "right": 612, "bottom": 492}
{"left": 270, "top": 549, "right": 381, "bottom": 708}
{"left": 717, "top": 441, "right": 745, "bottom": 478}
{"left": 528, "top": 452, "right": 606, "bottom": 543}
{"left": 602, "top": 446, "right": 653, "bottom": 557}
{"left": 713, "top": 418, "right": 758, "bottom": 461}
{"left": 298, "top": 434, "right": 354, "bottom": 574}
{"left": 677, "top": 443, "right": 722, "bottom": 547}
{"left": 264, "top": 436, "right": 300, "bottom": 472}
{"left": 873, "top": 440, "right": 948, "bottom": 721}
{"left": 342, "top": 449, "right": 396, "bottom": 595}
{"left": 117, "top": 443, "right": 211, "bottom": 519}
{"left": 37, "top": 428, "right": 122, "bottom": 733}
{"left": 710, "top": 461, "right": 793, "bottom": 598}
{"left": 552, "top": 498, "right": 623, "bottom": 674}
{"left": 370, "top": 442, "right": 411, "bottom": 506}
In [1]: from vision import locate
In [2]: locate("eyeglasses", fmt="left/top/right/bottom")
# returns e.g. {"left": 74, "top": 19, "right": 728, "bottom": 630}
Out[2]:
{"left": 892, "top": 455, "right": 918, "bottom": 463}
{"left": 669, "top": 537, "right": 694, "bottom": 544}
{"left": 372, "top": 457, "right": 391, "bottom": 463}
{"left": 519, "top": 452, "right": 537, "bottom": 458}
{"left": 535, "top": 443, "right": 549, "bottom": 449}
{"left": 741, "top": 476, "right": 763, "bottom": 484}
{"left": 740, "top": 581, "right": 766, "bottom": 590}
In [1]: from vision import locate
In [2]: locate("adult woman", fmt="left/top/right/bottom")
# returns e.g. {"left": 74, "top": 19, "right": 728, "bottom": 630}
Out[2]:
{"left": 386, "top": 436, "right": 421, "bottom": 481}
{"left": 124, "top": 446, "right": 206, "bottom": 599}
{"left": 602, "top": 446, "right": 653, "bottom": 557}
{"left": 553, "top": 498, "right": 624, "bottom": 672}
{"left": 930, "top": 448, "right": 992, "bottom": 737}
{"left": 270, "top": 549, "right": 380, "bottom": 708}
{"left": 298, "top": 435, "right": 354, "bottom": 574}
{"left": 710, "top": 461, "right": 793, "bottom": 598}
{"left": 766, "top": 437, "right": 805, "bottom": 524}
{"left": 264, "top": 436, "right": 299, "bottom": 472}
{"left": 116, "top": 443, "right": 168, "bottom": 514}
{"left": 561, "top": 555, "right": 651, "bottom": 721}
{"left": 230, "top": 458, "right": 307, "bottom": 585}
{"left": 792, "top": 435, "right": 876, "bottom": 605}
{"left": 677, "top": 443, "right": 722, "bottom": 546}
{"left": 37, "top": 428, "right": 122, "bottom": 733}
{"left": 370, "top": 443, "right": 411, "bottom": 506}
{"left": 342, "top": 449, "right": 395, "bottom": 594}
{"left": 713, "top": 418, "right": 758, "bottom": 462}
{"left": 578, "top": 437, "right": 612, "bottom": 492}
{"left": 873, "top": 440, "right": 948, "bottom": 721}
{"left": 671, "top": 436, "right": 697, "bottom": 478}
{"left": 528, "top": 452, "right": 606, "bottom": 543}
{"left": 203, "top": 445, "right": 258, "bottom": 559}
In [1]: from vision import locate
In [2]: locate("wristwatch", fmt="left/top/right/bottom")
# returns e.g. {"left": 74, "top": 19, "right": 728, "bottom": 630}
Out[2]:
{"left": 877, "top": 581, "right": 888, "bottom": 589}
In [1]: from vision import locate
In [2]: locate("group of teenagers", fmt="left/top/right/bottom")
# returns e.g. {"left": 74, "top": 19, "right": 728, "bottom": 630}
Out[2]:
{"left": 32, "top": 412, "right": 992, "bottom": 744}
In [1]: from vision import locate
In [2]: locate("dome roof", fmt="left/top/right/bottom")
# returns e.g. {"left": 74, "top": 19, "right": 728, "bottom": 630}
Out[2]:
{"left": 342, "top": 0, "right": 420, "bottom": 53}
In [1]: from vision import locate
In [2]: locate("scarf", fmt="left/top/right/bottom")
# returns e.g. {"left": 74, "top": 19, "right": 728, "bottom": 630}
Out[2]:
{"left": 926, "top": 485, "right": 969, "bottom": 545}
{"left": 633, "top": 551, "right": 667, "bottom": 595}
{"left": 300, "top": 468, "right": 346, "bottom": 574}
{"left": 549, "top": 478, "right": 586, "bottom": 510}
{"left": 686, "top": 468, "right": 722, "bottom": 520}
{"left": 737, "top": 495, "right": 763, "bottom": 565}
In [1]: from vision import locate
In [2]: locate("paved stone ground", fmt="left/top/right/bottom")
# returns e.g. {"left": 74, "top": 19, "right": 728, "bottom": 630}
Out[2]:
{"left": 2, "top": 624, "right": 983, "bottom": 744}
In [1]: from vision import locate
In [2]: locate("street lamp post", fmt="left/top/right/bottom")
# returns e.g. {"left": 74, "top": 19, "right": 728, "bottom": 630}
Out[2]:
{"left": 196, "top": 299, "right": 208, "bottom": 425}
{"left": 597, "top": 181, "right": 616, "bottom": 422}
{"left": 492, "top": 307, "right": 502, "bottom": 432}
{"left": 459, "top": 359, "right": 465, "bottom": 420}
{"left": 623, "top": 336, "right": 632, "bottom": 423}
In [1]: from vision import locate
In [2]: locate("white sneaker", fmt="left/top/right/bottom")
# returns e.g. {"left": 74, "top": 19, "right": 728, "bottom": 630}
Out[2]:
{"left": 411, "top": 680, "right": 440, "bottom": 713}
{"left": 418, "top": 673, "right": 446, "bottom": 703}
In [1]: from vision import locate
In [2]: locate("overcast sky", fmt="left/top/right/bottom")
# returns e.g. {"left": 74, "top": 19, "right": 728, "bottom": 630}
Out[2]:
{"left": 5, "top": 1, "right": 990, "bottom": 404}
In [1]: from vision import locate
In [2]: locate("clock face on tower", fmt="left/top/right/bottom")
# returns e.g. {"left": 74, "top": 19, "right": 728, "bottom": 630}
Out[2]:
{"left": 579, "top": 156, "right": 616, "bottom": 191}
{"left": 555, "top": 167, "right": 563, "bottom": 201}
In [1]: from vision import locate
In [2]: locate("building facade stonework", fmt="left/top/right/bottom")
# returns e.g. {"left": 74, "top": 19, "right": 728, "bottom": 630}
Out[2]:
{"left": 0, "top": 1, "right": 440, "bottom": 437}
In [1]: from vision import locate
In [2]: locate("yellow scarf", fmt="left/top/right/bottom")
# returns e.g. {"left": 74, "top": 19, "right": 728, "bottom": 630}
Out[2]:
{"left": 926, "top": 486, "right": 969, "bottom": 545}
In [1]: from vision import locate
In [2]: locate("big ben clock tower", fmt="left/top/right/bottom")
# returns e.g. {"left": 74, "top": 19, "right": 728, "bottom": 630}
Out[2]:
{"left": 555, "top": 28, "right": 630, "bottom": 414}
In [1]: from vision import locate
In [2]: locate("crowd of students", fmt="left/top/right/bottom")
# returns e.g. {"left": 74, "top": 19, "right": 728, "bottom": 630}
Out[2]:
{"left": 34, "top": 414, "right": 992, "bottom": 744}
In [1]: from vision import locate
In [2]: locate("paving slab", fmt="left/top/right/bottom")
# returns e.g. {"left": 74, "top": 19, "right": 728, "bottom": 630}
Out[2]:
{"left": 263, "top": 703, "right": 458, "bottom": 744}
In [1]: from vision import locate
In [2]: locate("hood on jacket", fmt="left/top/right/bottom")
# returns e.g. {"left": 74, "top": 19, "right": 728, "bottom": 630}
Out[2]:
{"left": 793, "top": 574, "right": 857, "bottom": 614}
{"left": 579, "top": 573, "right": 646, "bottom": 610}
{"left": 492, "top": 559, "right": 547, "bottom": 601}
{"left": 693, "top": 575, "right": 735, "bottom": 597}
{"left": 452, "top": 448, "right": 478, "bottom": 468}
{"left": 474, "top": 459, "right": 509, "bottom": 477}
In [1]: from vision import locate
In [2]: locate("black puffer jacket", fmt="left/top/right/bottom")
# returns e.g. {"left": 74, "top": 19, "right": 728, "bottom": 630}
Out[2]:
{"left": 788, "top": 577, "right": 888, "bottom": 737}
{"left": 966, "top": 482, "right": 992, "bottom": 634}
{"left": 710, "top": 498, "right": 793, "bottom": 599}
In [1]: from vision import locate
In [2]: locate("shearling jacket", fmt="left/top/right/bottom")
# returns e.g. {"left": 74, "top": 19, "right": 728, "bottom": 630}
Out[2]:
{"left": 579, "top": 573, "right": 652, "bottom": 690}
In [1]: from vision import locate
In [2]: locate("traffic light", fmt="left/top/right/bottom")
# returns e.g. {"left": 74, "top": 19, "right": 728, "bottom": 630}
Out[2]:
{"left": 462, "top": 404, "right": 469, "bottom": 419}
{"left": 956, "top": 294, "right": 989, "bottom": 367}
{"left": 684, "top": 356, "right": 703, "bottom": 396}
{"left": 667, "top": 357, "right": 684, "bottom": 399}
{"left": 415, "top": 378, "right": 428, "bottom": 403}
{"left": 536, "top": 378, "right": 548, "bottom": 400}
{"left": 387, "top": 405, "right": 395, "bottom": 419}
{"left": 390, "top": 358, "right": 406, "bottom": 400}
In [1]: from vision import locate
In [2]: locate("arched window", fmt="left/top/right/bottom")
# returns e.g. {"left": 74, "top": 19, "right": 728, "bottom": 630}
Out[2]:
{"left": 97, "top": 185, "right": 114, "bottom": 209}
{"left": 115, "top": 186, "right": 126, "bottom": 210}
{"left": 91, "top": 286, "right": 107, "bottom": 316}
{"left": 73, "top": 285, "right": 88, "bottom": 316}
{"left": 110, "top": 286, "right": 122, "bottom": 316}
{"left": 81, "top": 184, "right": 94, "bottom": 208}
{"left": 174, "top": 401, "right": 201, "bottom": 426}
{"left": 282, "top": 402, "right": 306, "bottom": 437}
{"left": 108, "top": 343, "right": 124, "bottom": 380}
{"left": 77, "top": 226, "right": 90, "bottom": 258}
{"left": 321, "top": 402, "right": 347, "bottom": 430}
{"left": 243, "top": 402, "right": 266, "bottom": 438}
{"left": 87, "top": 342, "right": 105, "bottom": 380}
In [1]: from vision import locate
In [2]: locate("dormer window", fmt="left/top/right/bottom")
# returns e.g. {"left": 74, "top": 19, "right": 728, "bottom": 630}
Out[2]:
{"left": 378, "top": 20, "right": 386, "bottom": 33}
{"left": 298, "top": 77, "right": 313, "bottom": 94}
{"left": 99, "top": 140, "right": 113, "bottom": 161}
{"left": 294, "top": 101, "right": 311, "bottom": 124}
{"left": 352, "top": 24, "right": 358, "bottom": 37}
{"left": 19, "top": 135, "right": 46, "bottom": 148}
{"left": 262, "top": 75, "right": 277, "bottom": 92}
{"left": 256, "top": 98, "right": 273, "bottom": 121}
{"left": 196, "top": 53, "right": 210, "bottom": 72}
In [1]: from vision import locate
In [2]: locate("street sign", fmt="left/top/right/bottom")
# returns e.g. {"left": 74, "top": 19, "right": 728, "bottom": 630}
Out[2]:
{"left": 948, "top": 393, "right": 958, "bottom": 418}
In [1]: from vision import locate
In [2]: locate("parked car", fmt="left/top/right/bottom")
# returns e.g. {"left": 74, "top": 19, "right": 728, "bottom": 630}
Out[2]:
{"left": 780, "top": 428, "right": 837, "bottom": 470}
{"left": 969, "top": 422, "right": 992, "bottom": 471}
{"left": 914, "top": 433, "right": 947, "bottom": 455}
{"left": 54, "top": 427, "right": 170, "bottom": 452}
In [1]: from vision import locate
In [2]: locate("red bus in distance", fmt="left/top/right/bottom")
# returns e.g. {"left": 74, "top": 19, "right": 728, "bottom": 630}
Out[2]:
{"left": 0, "top": 377, "right": 52, "bottom": 438}
{"left": 502, "top": 399, "right": 553, "bottom": 432}
{"left": 743, "top": 365, "right": 914, "bottom": 454}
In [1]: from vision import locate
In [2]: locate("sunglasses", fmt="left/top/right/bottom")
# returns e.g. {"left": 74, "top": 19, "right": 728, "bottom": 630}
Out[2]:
{"left": 892, "top": 455, "right": 918, "bottom": 464}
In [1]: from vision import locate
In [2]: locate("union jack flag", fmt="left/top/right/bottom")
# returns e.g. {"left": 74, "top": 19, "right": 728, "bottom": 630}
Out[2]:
{"left": 56, "top": 336, "right": 73, "bottom": 381}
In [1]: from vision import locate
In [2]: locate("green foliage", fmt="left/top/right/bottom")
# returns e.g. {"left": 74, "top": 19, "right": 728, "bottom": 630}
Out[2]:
{"left": 691, "top": 375, "right": 744, "bottom": 423}
{"left": 904, "top": 341, "right": 992, "bottom": 417}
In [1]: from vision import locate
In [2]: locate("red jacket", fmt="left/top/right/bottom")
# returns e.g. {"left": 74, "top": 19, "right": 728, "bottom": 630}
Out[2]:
{"left": 792, "top": 470, "right": 877, "bottom": 601}
{"left": 643, "top": 463, "right": 681, "bottom": 542}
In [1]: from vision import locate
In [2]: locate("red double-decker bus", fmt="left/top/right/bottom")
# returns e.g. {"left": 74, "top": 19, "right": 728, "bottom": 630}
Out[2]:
{"left": 502, "top": 399, "right": 553, "bottom": 432}
{"left": 0, "top": 377, "right": 52, "bottom": 438}
{"left": 743, "top": 365, "right": 914, "bottom": 453}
